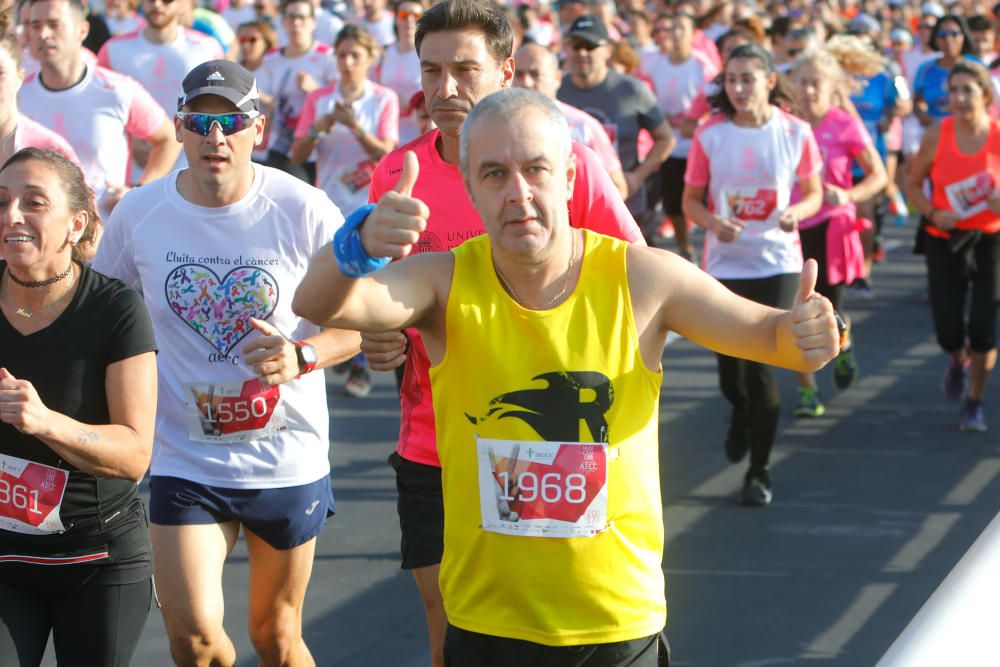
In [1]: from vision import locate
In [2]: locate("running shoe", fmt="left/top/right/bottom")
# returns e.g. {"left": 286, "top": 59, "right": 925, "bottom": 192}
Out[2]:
{"left": 656, "top": 218, "right": 676, "bottom": 240}
{"left": 725, "top": 412, "right": 750, "bottom": 463}
{"left": 344, "top": 366, "right": 372, "bottom": 398}
{"left": 872, "top": 236, "right": 885, "bottom": 263}
{"left": 846, "top": 278, "right": 875, "bottom": 300}
{"left": 833, "top": 342, "right": 858, "bottom": 391}
{"left": 794, "top": 387, "right": 826, "bottom": 418}
{"left": 942, "top": 356, "right": 969, "bottom": 402}
{"left": 958, "top": 399, "right": 987, "bottom": 432}
{"left": 740, "top": 466, "right": 772, "bottom": 507}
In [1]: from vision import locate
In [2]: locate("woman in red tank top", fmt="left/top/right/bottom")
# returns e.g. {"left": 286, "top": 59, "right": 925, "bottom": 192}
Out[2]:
{"left": 905, "top": 60, "right": 1000, "bottom": 433}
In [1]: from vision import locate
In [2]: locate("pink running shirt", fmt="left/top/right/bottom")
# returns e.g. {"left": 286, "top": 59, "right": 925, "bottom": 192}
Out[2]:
{"left": 645, "top": 52, "right": 718, "bottom": 158}
{"left": 296, "top": 80, "right": 399, "bottom": 213}
{"left": 255, "top": 44, "right": 338, "bottom": 155}
{"left": 19, "top": 66, "right": 167, "bottom": 214}
{"left": 368, "top": 129, "right": 642, "bottom": 467}
{"left": 14, "top": 114, "right": 82, "bottom": 166}
{"left": 556, "top": 100, "right": 623, "bottom": 175}
{"left": 98, "top": 28, "right": 224, "bottom": 115}
{"left": 686, "top": 108, "right": 821, "bottom": 280}
{"left": 796, "top": 107, "right": 871, "bottom": 230}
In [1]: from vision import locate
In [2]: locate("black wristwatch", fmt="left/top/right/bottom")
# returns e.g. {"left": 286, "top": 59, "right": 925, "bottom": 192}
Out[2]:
{"left": 295, "top": 341, "right": 318, "bottom": 376}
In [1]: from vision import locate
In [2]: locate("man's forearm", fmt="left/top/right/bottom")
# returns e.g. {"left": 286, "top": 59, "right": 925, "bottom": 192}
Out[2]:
{"left": 633, "top": 138, "right": 673, "bottom": 182}
{"left": 302, "top": 328, "right": 362, "bottom": 369}
{"left": 140, "top": 140, "right": 182, "bottom": 184}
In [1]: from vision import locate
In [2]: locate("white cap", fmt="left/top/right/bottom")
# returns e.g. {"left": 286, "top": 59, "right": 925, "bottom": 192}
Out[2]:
{"left": 890, "top": 27, "right": 914, "bottom": 45}
{"left": 921, "top": 1, "right": 945, "bottom": 17}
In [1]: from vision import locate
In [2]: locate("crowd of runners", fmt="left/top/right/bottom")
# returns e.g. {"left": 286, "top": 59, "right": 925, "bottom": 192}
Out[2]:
{"left": 0, "top": 0, "right": 996, "bottom": 664}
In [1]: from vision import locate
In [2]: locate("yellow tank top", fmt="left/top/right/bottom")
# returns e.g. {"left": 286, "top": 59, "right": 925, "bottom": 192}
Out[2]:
{"left": 430, "top": 230, "right": 666, "bottom": 646}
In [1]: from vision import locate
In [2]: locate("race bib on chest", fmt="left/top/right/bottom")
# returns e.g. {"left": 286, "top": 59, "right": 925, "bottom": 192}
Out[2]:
{"left": 476, "top": 438, "right": 609, "bottom": 538}
{"left": 184, "top": 379, "right": 287, "bottom": 443}
{"left": 339, "top": 160, "right": 376, "bottom": 193}
{"left": 721, "top": 188, "right": 779, "bottom": 235}
{"left": 944, "top": 171, "right": 995, "bottom": 219}
{"left": 0, "top": 454, "right": 68, "bottom": 535}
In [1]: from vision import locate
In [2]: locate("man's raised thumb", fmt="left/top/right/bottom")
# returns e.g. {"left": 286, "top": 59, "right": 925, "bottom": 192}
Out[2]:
{"left": 0, "top": 367, "right": 13, "bottom": 382}
{"left": 795, "top": 258, "right": 819, "bottom": 307}
{"left": 393, "top": 151, "right": 419, "bottom": 196}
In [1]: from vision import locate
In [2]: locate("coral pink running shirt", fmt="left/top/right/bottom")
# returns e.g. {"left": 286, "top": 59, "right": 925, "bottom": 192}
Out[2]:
{"left": 368, "top": 129, "right": 642, "bottom": 467}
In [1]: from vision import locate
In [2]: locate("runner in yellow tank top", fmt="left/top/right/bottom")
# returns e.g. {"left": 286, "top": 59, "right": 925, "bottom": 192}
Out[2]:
{"left": 295, "top": 88, "right": 843, "bottom": 666}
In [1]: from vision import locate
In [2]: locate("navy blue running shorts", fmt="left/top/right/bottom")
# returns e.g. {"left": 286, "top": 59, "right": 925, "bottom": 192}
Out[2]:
{"left": 149, "top": 475, "right": 335, "bottom": 550}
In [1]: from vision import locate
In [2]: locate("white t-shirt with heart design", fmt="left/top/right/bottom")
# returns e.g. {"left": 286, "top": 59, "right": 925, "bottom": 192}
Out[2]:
{"left": 92, "top": 164, "right": 344, "bottom": 489}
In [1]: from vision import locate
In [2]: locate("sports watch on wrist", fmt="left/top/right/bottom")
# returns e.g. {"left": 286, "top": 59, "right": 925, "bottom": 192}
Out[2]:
{"left": 295, "top": 341, "right": 318, "bottom": 375}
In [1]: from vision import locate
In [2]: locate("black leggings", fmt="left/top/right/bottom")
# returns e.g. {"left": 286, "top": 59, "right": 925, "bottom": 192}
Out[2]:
{"left": 798, "top": 219, "right": 845, "bottom": 314}
{"left": 0, "top": 565, "right": 152, "bottom": 666}
{"left": 925, "top": 232, "right": 1000, "bottom": 353}
{"left": 717, "top": 273, "right": 799, "bottom": 468}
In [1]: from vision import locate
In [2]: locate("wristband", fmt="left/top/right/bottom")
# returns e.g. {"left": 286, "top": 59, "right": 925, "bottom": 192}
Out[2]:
{"left": 333, "top": 203, "right": 391, "bottom": 278}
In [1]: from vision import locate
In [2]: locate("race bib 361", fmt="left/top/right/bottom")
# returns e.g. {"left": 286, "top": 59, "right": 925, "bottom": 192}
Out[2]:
{"left": 0, "top": 454, "right": 68, "bottom": 535}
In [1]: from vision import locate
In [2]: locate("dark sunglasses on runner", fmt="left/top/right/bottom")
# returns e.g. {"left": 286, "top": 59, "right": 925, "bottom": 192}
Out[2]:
{"left": 176, "top": 111, "right": 260, "bottom": 136}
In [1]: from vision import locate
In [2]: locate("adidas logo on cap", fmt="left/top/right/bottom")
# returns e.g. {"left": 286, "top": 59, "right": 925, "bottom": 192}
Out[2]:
{"left": 207, "top": 71, "right": 225, "bottom": 81}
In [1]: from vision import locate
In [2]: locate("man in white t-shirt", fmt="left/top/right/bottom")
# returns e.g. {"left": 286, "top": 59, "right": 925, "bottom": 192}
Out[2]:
{"left": 513, "top": 41, "right": 628, "bottom": 198}
{"left": 222, "top": 0, "right": 257, "bottom": 29}
{"left": 646, "top": 11, "right": 717, "bottom": 260}
{"left": 92, "top": 60, "right": 358, "bottom": 667}
{"left": 360, "top": 0, "right": 395, "bottom": 46}
{"left": 20, "top": 0, "right": 180, "bottom": 216}
{"left": 255, "top": 0, "right": 337, "bottom": 180}
{"left": 98, "top": 0, "right": 224, "bottom": 175}
{"left": 98, "top": 0, "right": 224, "bottom": 116}
{"left": 309, "top": 0, "right": 344, "bottom": 46}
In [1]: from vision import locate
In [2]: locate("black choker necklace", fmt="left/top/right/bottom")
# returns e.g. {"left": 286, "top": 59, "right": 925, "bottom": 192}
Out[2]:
{"left": 7, "top": 264, "right": 74, "bottom": 288}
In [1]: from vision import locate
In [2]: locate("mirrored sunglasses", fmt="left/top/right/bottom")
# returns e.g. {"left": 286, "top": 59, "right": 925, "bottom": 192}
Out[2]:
{"left": 177, "top": 111, "right": 259, "bottom": 136}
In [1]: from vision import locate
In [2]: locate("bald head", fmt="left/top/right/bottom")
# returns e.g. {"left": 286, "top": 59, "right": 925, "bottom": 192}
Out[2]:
{"left": 460, "top": 87, "right": 571, "bottom": 177}
{"left": 513, "top": 42, "right": 561, "bottom": 100}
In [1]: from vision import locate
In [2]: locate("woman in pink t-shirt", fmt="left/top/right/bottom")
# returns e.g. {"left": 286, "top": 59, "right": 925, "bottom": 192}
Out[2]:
{"left": 378, "top": 0, "right": 425, "bottom": 145}
{"left": 682, "top": 44, "right": 823, "bottom": 507}
{"left": 790, "top": 47, "right": 888, "bottom": 418}
{"left": 291, "top": 24, "right": 399, "bottom": 397}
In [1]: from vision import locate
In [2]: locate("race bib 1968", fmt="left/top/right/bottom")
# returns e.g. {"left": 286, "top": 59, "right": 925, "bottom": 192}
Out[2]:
{"left": 184, "top": 379, "right": 287, "bottom": 443}
{"left": 476, "top": 438, "right": 609, "bottom": 538}
{"left": 0, "top": 454, "right": 68, "bottom": 535}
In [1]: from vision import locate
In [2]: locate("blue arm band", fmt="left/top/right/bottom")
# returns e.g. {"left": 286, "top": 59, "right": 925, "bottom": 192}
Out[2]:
{"left": 333, "top": 203, "right": 391, "bottom": 278}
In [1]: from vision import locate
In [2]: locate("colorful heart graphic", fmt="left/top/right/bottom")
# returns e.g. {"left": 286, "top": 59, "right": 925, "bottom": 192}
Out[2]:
{"left": 164, "top": 264, "right": 279, "bottom": 355}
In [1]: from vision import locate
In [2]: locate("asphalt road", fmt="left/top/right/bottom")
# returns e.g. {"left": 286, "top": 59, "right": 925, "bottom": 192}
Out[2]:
{"left": 44, "top": 223, "right": 1000, "bottom": 666}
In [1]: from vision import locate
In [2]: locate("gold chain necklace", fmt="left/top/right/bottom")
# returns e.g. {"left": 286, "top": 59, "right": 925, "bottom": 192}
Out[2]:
{"left": 5, "top": 264, "right": 77, "bottom": 319}
{"left": 494, "top": 231, "right": 576, "bottom": 311}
